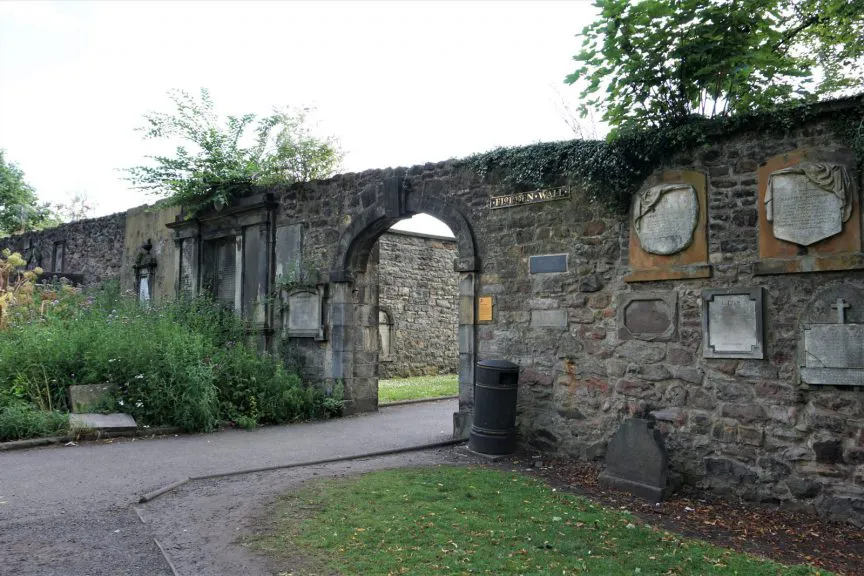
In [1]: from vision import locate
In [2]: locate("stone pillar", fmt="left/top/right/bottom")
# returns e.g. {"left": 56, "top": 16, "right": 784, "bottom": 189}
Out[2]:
{"left": 453, "top": 271, "right": 476, "bottom": 440}
{"left": 328, "top": 281, "right": 355, "bottom": 411}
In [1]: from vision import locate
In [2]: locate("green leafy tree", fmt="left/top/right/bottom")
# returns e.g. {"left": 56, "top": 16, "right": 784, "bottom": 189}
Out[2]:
{"left": 567, "top": 0, "right": 864, "bottom": 135}
{"left": 0, "top": 151, "right": 57, "bottom": 236}
{"left": 125, "top": 89, "right": 343, "bottom": 213}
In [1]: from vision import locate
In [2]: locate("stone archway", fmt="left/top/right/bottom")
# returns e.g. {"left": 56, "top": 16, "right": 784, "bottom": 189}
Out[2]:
{"left": 329, "top": 175, "right": 478, "bottom": 438}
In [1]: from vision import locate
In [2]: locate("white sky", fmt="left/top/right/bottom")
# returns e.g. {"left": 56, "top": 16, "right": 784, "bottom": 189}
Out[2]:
{"left": 0, "top": 1, "right": 598, "bottom": 236}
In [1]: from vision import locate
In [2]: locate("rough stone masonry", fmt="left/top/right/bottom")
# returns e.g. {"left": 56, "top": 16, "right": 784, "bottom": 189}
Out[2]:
{"left": 3, "top": 97, "right": 863, "bottom": 526}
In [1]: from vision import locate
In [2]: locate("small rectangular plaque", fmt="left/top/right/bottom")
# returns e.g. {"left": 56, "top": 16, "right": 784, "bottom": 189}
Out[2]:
{"left": 530, "top": 254, "right": 568, "bottom": 274}
{"left": 490, "top": 186, "right": 570, "bottom": 209}
{"left": 478, "top": 296, "right": 493, "bottom": 322}
{"left": 702, "top": 287, "right": 764, "bottom": 359}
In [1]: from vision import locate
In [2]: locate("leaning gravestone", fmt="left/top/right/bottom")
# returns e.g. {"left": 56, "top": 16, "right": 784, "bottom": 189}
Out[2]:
{"left": 599, "top": 418, "right": 668, "bottom": 502}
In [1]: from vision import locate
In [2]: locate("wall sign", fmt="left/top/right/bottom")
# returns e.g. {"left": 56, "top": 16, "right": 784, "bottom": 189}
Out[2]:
{"left": 478, "top": 296, "right": 494, "bottom": 322}
{"left": 490, "top": 186, "right": 570, "bottom": 209}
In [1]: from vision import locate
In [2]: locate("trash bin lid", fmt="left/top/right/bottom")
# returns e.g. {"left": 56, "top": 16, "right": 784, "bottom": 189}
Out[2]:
{"left": 476, "top": 359, "right": 519, "bottom": 370}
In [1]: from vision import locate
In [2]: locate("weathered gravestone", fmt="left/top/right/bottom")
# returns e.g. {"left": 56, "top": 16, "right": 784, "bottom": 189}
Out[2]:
{"left": 633, "top": 183, "right": 699, "bottom": 255}
{"left": 617, "top": 292, "right": 678, "bottom": 342}
{"left": 69, "top": 413, "right": 137, "bottom": 433}
{"left": 765, "top": 163, "right": 852, "bottom": 247}
{"left": 800, "top": 285, "right": 864, "bottom": 386}
{"left": 702, "top": 287, "right": 764, "bottom": 359}
{"left": 68, "top": 384, "right": 116, "bottom": 413}
{"left": 599, "top": 418, "right": 669, "bottom": 502}
{"left": 68, "top": 384, "right": 137, "bottom": 432}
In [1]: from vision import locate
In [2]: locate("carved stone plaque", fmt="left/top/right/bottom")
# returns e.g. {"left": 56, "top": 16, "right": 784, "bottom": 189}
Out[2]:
{"left": 285, "top": 286, "right": 325, "bottom": 339}
{"left": 617, "top": 292, "right": 678, "bottom": 342}
{"left": 702, "top": 288, "right": 764, "bottom": 359}
{"left": 766, "top": 163, "right": 852, "bottom": 247}
{"left": 633, "top": 184, "right": 699, "bottom": 255}
{"left": 799, "top": 286, "right": 864, "bottom": 386}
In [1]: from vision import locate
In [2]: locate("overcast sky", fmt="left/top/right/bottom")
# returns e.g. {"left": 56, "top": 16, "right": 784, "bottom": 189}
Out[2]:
{"left": 0, "top": 1, "right": 597, "bottom": 235}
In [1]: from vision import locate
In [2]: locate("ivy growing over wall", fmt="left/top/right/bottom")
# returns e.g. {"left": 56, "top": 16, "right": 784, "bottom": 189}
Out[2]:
{"left": 462, "top": 95, "right": 864, "bottom": 212}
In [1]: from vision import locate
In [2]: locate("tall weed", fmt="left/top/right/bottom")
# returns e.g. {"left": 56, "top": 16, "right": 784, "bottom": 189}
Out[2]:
{"left": 0, "top": 290, "right": 333, "bottom": 438}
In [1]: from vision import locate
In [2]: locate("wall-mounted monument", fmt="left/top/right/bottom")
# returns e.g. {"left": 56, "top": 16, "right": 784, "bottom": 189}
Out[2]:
{"left": 799, "top": 285, "right": 864, "bottom": 387}
{"left": 701, "top": 288, "right": 764, "bottom": 359}
{"left": 617, "top": 291, "right": 678, "bottom": 342}
{"left": 626, "top": 170, "right": 709, "bottom": 282}
{"left": 284, "top": 285, "right": 327, "bottom": 340}
{"left": 756, "top": 150, "right": 861, "bottom": 275}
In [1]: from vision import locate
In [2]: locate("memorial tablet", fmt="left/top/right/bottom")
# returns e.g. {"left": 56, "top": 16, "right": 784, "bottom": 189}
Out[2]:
{"left": 702, "top": 288, "right": 764, "bottom": 359}
{"left": 285, "top": 286, "right": 325, "bottom": 339}
{"left": 766, "top": 163, "right": 852, "bottom": 247}
{"left": 633, "top": 183, "right": 699, "bottom": 255}
{"left": 801, "top": 295, "right": 864, "bottom": 386}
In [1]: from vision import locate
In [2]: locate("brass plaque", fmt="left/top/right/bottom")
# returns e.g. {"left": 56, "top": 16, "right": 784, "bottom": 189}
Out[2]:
{"left": 478, "top": 296, "right": 493, "bottom": 322}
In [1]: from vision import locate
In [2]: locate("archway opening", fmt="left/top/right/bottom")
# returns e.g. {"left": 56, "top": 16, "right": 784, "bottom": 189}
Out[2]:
{"left": 373, "top": 214, "right": 460, "bottom": 410}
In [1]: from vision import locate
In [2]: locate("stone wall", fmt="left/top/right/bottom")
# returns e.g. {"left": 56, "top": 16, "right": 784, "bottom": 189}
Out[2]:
{"left": 376, "top": 230, "right": 459, "bottom": 378}
{"left": 0, "top": 212, "right": 126, "bottom": 286}
{"left": 3, "top": 97, "right": 862, "bottom": 525}
{"left": 120, "top": 204, "right": 181, "bottom": 303}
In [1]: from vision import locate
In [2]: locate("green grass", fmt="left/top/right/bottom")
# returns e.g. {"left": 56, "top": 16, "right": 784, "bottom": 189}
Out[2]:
{"left": 249, "top": 466, "right": 831, "bottom": 576}
{"left": 378, "top": 374, "right": 458, "bottom": 404}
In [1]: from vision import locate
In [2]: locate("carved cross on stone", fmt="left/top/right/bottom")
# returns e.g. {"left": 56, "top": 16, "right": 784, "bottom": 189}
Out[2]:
{"left": 832, "top": 298, "right": 850, "bottom": 324}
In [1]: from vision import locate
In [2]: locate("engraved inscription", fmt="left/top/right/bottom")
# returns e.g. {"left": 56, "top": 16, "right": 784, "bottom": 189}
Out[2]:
{"left": 708, "top": 294, "right": 758, "bottom": 353}
{"left": 633, "top": 184, "right": 699, "bottom": 255}
{"left": 766, "top": 163, "right": 852, "bottom": 246}
{"left": 804, "top": 324, "right": 864, "bottom": 369}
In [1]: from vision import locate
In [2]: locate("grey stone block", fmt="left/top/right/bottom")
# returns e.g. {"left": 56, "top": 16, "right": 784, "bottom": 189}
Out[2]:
{"left": 530, "top": 310, "right": 567, "bottom": 328}
{"left": 68, "top": 384, "right": 116, "bottom": 413}
{"left": 69, "top": 413, "right": 137, "bottom": 432}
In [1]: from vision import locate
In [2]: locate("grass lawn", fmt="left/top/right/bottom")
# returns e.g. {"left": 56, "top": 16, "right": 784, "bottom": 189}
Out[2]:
{"left": 249, "top": 466, "right": 831, "bottom": 576}
{"left": 378, "top": 374, "right": 458, "bottom": 404}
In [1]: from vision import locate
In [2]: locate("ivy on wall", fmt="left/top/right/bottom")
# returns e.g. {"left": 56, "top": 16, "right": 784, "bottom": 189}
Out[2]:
{"left": 462, "top": 96, "right": 864, "bottom": 211}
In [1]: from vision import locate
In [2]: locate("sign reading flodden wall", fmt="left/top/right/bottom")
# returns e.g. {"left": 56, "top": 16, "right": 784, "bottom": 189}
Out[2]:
{"left": 489, "top": 186, "right": 570, "bottom": 209}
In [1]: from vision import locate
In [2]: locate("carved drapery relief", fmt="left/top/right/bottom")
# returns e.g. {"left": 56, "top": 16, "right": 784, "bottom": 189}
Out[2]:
{"left": 765, "top": 163, "right": 852, "bottom": 246}
{"left": 633, "top": 183, "right": 699, "bottom": 255}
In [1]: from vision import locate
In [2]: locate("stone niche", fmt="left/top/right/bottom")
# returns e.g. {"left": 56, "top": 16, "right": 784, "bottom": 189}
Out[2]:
{"left": 799, "top": 285, "right": 864, "bottom": 387}
{"left": 617, "top": 291, "right": 678, "bottom": 342}
{"left": 756, "top": 149, "right": 862, "bottom": 275}
{"left": 701, "top": 287, "right": 764, "bottom": 359}
{"left": 626, "top": 170, "right": 709, "bottom": 282}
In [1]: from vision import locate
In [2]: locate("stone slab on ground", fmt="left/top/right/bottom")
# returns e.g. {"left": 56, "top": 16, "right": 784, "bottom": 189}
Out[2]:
{"left": 69, "top": 413, "right": 137, "bottom": 432}
{"left": 598, "top": 418, "right": 668, "bottom": 503}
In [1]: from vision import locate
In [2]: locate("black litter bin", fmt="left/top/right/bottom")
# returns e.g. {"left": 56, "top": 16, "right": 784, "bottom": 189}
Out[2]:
{"left": 469, "top": 359, "right": 519, "bottom": 455}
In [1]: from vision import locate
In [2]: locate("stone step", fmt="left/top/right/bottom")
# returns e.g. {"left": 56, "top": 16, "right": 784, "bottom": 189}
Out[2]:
{"left": 69, "top": 413, "right": 137, "bottom": 432}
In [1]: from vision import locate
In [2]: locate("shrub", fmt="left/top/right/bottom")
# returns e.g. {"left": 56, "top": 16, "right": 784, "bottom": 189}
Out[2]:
{"left": 0, "top": 402, "right": 68, "bottom": 442}
{"left": 0, "top": 289, "right": 333, "bottom": 438}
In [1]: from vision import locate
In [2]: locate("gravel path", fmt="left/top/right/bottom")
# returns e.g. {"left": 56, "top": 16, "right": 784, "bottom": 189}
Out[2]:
{"left": 0, "top": 399, "right": 458, "bottom": 576}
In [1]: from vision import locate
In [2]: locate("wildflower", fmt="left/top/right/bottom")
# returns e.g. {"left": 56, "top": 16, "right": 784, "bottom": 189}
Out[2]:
{"left": 108, "top": 358, "right": 117, "bottom": 363}
{"left": 135, "top": 374, "right": 144, "bottom": 380}
{"left": 117, "top": 399, "right": 125, "bottom": 406}
{"left": 135, "top": 401, "right": 144, "bottom": 408}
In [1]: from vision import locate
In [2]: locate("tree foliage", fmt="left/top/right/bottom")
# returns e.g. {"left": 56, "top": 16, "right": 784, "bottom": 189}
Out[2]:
{"left": 0, "top": 151, "right": 57, "bottom": 236}
{"left": 567, "top": 0, "right": 864, "bottom": 134}
{"left": 125, "top": 89, "right": 343, "bottom": 213}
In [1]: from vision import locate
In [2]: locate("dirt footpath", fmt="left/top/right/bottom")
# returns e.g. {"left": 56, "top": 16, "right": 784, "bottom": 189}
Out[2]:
{"left": 136, "top": 447, "right": 471, "bottom": 576}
